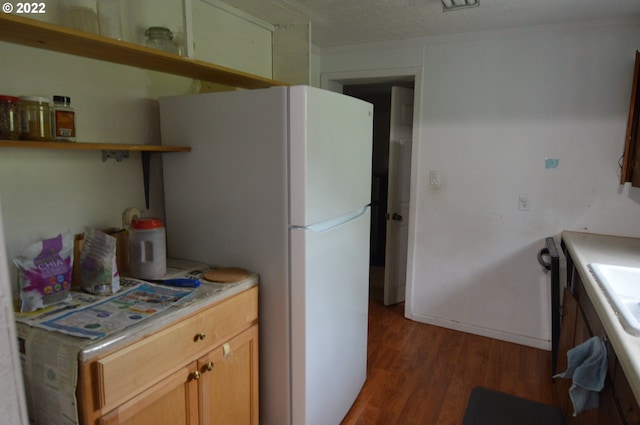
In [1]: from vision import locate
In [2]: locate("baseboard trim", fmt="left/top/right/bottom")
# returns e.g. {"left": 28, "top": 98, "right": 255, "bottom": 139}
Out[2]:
{"left": 409, "top": 312, "right": 551, "bottom": 351}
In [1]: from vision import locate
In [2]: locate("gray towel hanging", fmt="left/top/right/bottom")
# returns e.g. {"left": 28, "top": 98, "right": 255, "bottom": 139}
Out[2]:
{"left": 554, "top": 336, "right": 607, "bottom": 416}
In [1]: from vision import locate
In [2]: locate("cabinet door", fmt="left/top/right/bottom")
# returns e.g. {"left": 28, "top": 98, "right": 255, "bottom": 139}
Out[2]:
{"left": 598, "top": 383, "right": 626, "bottom": 425}
{"left": 556, "top": 289, "right": 578, "bottom": 419}
{"left": 99, "top": 364, "right": 199, "bottom": 425}
{"left": 614, "top": 362, "right": 640, "bottom": 425}
{"left": 199, "top": 324, "right": 259, "bottom": 425}
{"left": 621, "top": 50, "right": 640, "bottom": 186}
{"left": 566, "top": 307, "right": 599, "bottom": 425}
{"left": 95, "top": 287, "right": 258, "bottom": 412}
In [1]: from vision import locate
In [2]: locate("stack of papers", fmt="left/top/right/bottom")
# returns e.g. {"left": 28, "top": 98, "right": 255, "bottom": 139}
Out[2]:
{"left": 15, "top": 280, "right": 196, "bottom": 339}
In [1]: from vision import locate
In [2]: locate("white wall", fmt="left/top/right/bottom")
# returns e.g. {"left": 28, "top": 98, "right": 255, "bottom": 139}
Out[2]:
{"left": 310, "top": 44, "right": 322, "bottom": 87}
{"left": 321, "top": 22, "right": 640, "bottom": 349}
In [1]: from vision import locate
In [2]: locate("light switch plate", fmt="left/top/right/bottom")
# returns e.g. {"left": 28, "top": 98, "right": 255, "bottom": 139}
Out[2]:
{"left": 518, "top": 194, "right": 530, "bottom": 211}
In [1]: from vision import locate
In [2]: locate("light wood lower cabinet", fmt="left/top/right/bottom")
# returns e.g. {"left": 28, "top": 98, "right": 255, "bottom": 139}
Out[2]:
{"left": 77, "top": 286, "right": 259, "bottom": 425}
{"left": 198, "top": 325, "right": 259, "bottom": 425}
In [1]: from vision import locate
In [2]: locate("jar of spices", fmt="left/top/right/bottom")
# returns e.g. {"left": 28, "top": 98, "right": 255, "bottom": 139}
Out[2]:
{"left": 19, "top": 96, "right": 51, "bottom": 141}
{"left": 52, "top": 95, "right": 76, "bottom": 142}
{"left": 144, "top": 26, "right": 178, "bottom": 55}
{"left": 0, "top": 95, "right": 20, "bottom": 140}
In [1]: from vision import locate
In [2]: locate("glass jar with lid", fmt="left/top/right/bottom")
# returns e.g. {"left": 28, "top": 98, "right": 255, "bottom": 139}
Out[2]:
{"left": 19, "top": 96, "right": 51, "bottom": 141}
{"left": 52, "top": 95, "right": 76, "bottom": 142}
{"left": 0, "top": 95, "right": 20, "bottom": 140}
{"left": 144, "top": 26, "right": 178, "bottom": 55}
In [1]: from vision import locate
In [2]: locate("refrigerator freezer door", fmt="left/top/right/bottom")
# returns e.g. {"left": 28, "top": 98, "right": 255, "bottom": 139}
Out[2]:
{"left": 290, "top": 208, "right": 370, "bottom": 425}
{"left": 289, "top": 86, "right": 373, "bottom": 227}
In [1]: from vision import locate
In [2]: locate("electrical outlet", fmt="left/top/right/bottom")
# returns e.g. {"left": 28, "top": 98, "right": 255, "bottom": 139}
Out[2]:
{"left": 429, "top": 169, "right": 440, "bottom": 185}
{"left": 518, "top": 194, "right": 530, "bottom": 211}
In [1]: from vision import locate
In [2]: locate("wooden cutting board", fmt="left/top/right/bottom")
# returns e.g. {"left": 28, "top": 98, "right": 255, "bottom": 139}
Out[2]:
{"left": 203, "top": 267, "right": 250, "bottom": 283}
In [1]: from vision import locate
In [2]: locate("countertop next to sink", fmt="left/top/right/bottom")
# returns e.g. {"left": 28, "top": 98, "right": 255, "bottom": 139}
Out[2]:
{"left": 561, "top": 231, "right": 640, "bottom": 403}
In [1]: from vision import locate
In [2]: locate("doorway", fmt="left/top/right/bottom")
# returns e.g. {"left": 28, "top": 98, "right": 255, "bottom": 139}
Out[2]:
{"left": 343, "top": 80, "right": 415, "bottom": 305}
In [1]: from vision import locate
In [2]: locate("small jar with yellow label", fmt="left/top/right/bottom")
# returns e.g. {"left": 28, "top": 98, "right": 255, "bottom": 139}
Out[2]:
{"left": 52, "top": 95, "right": 76, "bottom": 142}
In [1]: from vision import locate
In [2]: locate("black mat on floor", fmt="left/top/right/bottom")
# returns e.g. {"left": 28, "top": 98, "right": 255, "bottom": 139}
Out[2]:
{"left": 461, "top": 387, "right": 564, "bottom": 425}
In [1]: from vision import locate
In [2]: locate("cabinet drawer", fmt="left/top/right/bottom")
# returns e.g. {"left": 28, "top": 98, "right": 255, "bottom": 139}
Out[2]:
{"left": 95, "top": 286, "right": 258, "bottom": 411}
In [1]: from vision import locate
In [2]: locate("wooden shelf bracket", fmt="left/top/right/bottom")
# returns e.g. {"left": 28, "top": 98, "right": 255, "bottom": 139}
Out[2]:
{"left": 142, "top": 152, "right": 152, "bottom": 210}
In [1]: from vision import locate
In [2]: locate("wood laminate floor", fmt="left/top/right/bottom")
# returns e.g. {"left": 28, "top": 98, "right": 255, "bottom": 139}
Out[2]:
{"left": 341, "top": 300, "right": 558, "bottom": 425}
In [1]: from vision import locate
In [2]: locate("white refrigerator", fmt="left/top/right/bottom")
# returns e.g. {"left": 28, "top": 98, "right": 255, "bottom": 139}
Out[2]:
{"left": 159, "top": 85, "right": 373, "bottom": 425}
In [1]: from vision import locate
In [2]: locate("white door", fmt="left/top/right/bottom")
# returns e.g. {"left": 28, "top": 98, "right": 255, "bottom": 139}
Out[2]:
{"left": 384, "top": 87, "right": 414, "bottom": 306}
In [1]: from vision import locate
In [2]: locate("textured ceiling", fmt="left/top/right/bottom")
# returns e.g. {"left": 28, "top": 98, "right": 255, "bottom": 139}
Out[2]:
{"left": 219, "top": 0, "right": 640, "bottom": 47}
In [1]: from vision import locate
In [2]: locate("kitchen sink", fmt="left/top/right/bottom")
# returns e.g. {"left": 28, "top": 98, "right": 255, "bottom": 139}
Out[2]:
{"left": 589, "top": 263, "right": 640, "bottom": 336}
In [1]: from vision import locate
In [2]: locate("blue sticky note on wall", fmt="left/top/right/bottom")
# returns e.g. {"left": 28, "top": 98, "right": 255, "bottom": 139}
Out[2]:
{"left": 545, "top": 158, "right": 559, "bottom": 169}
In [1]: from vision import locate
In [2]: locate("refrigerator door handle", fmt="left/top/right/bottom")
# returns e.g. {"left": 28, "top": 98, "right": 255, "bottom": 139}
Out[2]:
{"left": 291, "top": 205, "right": 370, "bottom": 234}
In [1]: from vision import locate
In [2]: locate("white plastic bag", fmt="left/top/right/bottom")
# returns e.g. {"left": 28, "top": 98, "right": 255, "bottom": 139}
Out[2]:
{"left": 79, "top": 227, "right": 120, "bottom": 295}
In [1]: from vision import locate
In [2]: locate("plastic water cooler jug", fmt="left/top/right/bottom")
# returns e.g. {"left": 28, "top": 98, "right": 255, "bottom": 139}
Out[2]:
{"left": 128, "top": 218, "right": 167, "bottom": 279}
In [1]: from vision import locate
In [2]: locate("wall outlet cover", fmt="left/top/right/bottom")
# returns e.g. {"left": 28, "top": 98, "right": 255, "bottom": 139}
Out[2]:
{"left": 429, "top": 169, "right": 441, "bottom": 185}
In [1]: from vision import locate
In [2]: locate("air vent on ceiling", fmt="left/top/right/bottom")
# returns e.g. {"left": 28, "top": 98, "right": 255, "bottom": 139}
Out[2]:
{"left": 442, "top": 0, "right": 479, "bottom": 12}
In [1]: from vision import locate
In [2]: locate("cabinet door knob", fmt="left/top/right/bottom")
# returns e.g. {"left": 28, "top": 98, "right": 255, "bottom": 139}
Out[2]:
{"left": 206, "top": 361, "right": 214, "bottom": 371}
{"left": 195, "top": 332, "right": 206, "bottom": 341}
{"left": 191, "top": 370, "right": 201, "bottom": 380}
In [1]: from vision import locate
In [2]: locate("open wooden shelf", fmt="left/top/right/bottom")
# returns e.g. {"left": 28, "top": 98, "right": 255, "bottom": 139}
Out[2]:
{"left": 0, "top": 140, "right": 190, "bottom": 153}
{"left": 0, "top": 13, "right": 280, "bottom": 209}
{"left": 0, "top": 140, "right": 190, "bottom": 209}
{"left": 0, "top": 13, "right": 287, "bottom": 90}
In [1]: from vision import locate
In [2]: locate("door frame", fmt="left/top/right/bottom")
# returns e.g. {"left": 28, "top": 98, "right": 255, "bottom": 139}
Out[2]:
{"left": 321, "top": 67, "right": 423, "bottom": 318}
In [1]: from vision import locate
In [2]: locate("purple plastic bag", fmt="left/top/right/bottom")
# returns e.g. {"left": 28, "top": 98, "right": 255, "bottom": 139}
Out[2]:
{"left": 14, "top": 232, "right": 73, "bottom": 312}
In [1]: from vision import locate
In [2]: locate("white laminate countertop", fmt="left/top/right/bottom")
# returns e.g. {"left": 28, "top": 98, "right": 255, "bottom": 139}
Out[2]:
{"left": 561, "top": 231, "right": 640, "bottom": 403}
